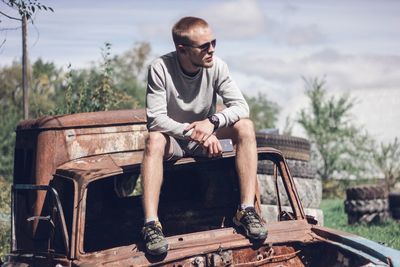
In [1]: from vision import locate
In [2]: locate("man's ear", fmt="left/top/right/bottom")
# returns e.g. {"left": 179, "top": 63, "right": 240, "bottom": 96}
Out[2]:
{"left": 177, "top": 44, "right": 186, "bottom": 54}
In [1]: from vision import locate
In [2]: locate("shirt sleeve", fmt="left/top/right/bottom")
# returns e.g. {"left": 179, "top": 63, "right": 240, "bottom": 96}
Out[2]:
{"left": 214, "top": 60, "right": 249, "bottom": 128}
{"left": 146, "top": 63, "right": 191, "bottom": 139}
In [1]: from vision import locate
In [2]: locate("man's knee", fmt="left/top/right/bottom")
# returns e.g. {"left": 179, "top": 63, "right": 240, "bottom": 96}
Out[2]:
{"left": 145, "top": 132, "right": 168, "bottom": 156}
{"left": 234, "top": 119, "right": 256, "bottom": 140}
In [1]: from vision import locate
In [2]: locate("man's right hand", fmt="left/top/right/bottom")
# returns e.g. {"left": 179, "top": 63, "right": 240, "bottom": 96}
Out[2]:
{"left": 185, "top": 119, "right": 215, "bottom": 143}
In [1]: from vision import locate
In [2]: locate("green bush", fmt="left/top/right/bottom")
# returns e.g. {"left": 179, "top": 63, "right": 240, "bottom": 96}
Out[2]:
{"left": 0, "top": 177, "right": 11, "bottom": 260}
{"left": 244, "top": 92, "right": 280, "bottom": 130}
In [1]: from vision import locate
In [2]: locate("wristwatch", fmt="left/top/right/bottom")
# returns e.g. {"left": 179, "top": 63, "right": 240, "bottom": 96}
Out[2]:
{"left": 208, "top": 114, "right": 220, "bottom": 131}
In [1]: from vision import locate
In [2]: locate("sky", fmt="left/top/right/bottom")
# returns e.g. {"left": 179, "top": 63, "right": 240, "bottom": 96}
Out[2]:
{"left": 1, "top": 0, "right": 399, "bottom": 143}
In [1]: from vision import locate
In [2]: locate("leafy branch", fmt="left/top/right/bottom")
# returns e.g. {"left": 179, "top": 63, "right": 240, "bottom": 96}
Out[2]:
{"left": 1, "top": 0, "right": 53, "bottom": 20}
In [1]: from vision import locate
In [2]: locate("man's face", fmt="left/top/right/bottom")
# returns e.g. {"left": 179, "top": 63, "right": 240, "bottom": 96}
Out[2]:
{"left": 185, "top": 26, "right": 216, "bottom": 68}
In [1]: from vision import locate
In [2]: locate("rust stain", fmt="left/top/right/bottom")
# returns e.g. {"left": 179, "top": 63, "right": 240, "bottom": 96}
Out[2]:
{"left": 64, "top": 125, "right": 147, "bottom": 159}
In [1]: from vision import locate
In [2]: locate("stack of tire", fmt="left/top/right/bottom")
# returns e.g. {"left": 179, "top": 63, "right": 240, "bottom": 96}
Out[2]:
{"left": 389, "top": 192, "right": 400, "bottom": 220}
{"left": 345, "top": 185, "right": 389, "bottom": 224}
{"left": 255, "top": 131, "right": 323, "bottom": 225}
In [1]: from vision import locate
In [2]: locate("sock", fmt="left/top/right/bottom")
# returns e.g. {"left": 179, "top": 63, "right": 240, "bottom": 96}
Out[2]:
{"left": 240, "top": 204, "right": 254, "bottom": 210}
{"left": 145, "top": 217, "right": 159, "bottom": 224}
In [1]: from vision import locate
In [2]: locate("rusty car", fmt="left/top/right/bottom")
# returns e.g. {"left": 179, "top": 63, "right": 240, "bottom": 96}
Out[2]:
{"left": 2, "top": 109, "right": 400, "bottom": 266}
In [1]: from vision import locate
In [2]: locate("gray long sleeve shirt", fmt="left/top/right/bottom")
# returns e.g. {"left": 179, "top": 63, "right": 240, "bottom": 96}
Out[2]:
{"left": 146, "top": 51, "right": 249, "bottom": 139}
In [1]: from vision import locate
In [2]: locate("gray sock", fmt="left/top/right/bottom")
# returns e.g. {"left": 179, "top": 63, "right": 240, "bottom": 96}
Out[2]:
{"left": 240, "top": 204, "right": 254, "bottom": 210}
{"left": 145, "top": 217, "right": 159, "bottom": 224}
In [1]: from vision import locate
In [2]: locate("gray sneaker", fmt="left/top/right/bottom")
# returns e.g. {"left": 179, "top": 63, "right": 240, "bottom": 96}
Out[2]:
{"left": 142, "top": 221, "right": 169, "bottom": 255}
{"left": 233, "top": 207, "right": 268, "bottom": 240}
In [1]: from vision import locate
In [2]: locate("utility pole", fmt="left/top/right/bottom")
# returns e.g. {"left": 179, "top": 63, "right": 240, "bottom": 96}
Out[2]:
{"left": 22, "top": 14, "right": 29, "bottom": 120}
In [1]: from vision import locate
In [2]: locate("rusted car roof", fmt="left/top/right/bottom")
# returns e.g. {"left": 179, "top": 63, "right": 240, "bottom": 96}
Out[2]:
{"left": 16, "top": 109, "right": 146, "bottom": 130}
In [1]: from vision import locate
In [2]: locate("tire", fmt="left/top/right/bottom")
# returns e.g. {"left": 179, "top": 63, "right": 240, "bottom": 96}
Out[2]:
{"left": 389, "top": 192, "right": 400, "bottom": 208}
{"left": 345, "top": 185, "right": 387, "bottom": 200}
{"left": 391, "top": 208, "right": 400, "bottom": 220}
{"left": 347, "top": 211, "right": 390, "bottom": 225}
{"left": 389, "top": 192, "right": 400, "bottom": 220}
{"left": 345, "top": 185, "right": 389, "bottom": 225}
{"left": 258, "top": 159, "right": 316, "bottom": 178}
{"left": 257, "top": 174, "right": 322, "bottom": 209}
{"left": 256, "top": 133, "right": 311, "bottom": 161}
{"left": 344, "top": 199, "right": 389, "bottom": 214}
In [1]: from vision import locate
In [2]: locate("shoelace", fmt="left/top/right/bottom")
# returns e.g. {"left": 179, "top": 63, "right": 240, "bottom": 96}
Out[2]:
{"left": 144, "top": 225, "right": 164, "bottom": 244}
{"left": 242, "top": 209, "right": 263, "bottom": 228}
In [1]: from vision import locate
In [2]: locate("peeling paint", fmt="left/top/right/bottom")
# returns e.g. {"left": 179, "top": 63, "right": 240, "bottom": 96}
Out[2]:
{"left": 64, "top": 125, "right": 147, "bottom": 159}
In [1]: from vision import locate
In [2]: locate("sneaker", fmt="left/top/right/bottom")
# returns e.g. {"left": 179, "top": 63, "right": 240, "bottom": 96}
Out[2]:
{"left": 233, "top": 207, "right": 268, "bottom": 240}
{"left": 142, "top": 221, "right": 169, "bottom": 255}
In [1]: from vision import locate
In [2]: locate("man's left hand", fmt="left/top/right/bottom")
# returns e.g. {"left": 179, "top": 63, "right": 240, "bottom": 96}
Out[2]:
{"left": 202, "top": 134, "right": 222, "bottom": 157}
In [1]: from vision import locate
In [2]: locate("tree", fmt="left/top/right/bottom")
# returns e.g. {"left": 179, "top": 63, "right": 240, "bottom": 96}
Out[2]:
{"left": 0, "top": 61, "right": 23, "bottom": 108}
{"left": 244, "top": 92, "right": 280, "bottom": 131}
{"left": 0, "top": 175, "right": 11, "bottom": 259}
{"left": 0, "top": 59, "right": 62, "bottom": 180}
{"left": 0, "top": 62, "right": 23, "bottom": 180}
{"left": 0, "top": 0, "right": 54, "bottom": 119}
{"left": 297, "top": 77, "right": 371, "bottom": 182}
{"left": 372, "top": 138, "right": 400, "bottom": 192}
{"left": 30, "top": 59, "right": 64, "bottom": 117}
{"left": 111, "top": 42, "right": 151, "bottom": 107}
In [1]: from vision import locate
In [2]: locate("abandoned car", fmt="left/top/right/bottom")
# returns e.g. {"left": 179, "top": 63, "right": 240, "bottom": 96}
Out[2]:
{"left": 2, "top": 109, "right": 399, "bottom": 266}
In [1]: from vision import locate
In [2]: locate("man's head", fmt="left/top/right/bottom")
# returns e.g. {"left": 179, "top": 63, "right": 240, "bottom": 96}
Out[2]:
{"left": 172, "top": 16, "right": 216, "bottom": 70}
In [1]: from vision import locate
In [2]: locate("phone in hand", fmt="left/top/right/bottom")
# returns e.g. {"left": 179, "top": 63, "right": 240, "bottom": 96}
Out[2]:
{"left": 187, "top": 138, "right": 233, "bottom": 153}
{"left": 219, "top": 139, "right": 233, "bottom": 152}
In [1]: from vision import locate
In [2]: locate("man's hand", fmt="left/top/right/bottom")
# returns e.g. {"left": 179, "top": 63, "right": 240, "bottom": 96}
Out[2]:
{"left": 185, "top": 119, "right": 214, "bottom": 143}
{"left": 202, "top": 134, "right": 222, "bottom": 157}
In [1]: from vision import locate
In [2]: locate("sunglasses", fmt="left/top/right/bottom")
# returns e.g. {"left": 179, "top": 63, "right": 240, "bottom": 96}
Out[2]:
{"left": 183, "top": 39, "right": 217, "bottom": 51}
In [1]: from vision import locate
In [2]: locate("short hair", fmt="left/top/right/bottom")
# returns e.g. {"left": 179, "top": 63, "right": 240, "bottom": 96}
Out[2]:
{"left": 172, "top": 16, "right": 209, "bottom": 46}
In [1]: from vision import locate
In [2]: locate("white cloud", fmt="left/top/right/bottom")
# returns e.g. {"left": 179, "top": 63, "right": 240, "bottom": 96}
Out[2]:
{"left": 196, "top": 0, "right": 269, "bottom": 39}
{"left": 230, "top": 49, "right": 400, "bottom": 96}
{"left": 303, "top": 50, "right": 400, "bottom": 90}
{"left": 194, "top": 0, "right": 325, "bottom": 47}
{"left": 286, "top": 24, "right": 325, "bottom": 46}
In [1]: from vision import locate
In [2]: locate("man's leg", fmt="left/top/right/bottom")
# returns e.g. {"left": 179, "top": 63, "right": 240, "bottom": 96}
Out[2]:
{"left": 142, "top": 132, "right": 169, "bottom": 220}
{"left": 141, "top": 132, "right": 171, "bottom": 255}
{"left": 217, "top": 119, "right": 267, "bottom": 240}
{"left": 217, "top": 119, "right": 257, "bottom": 204}
{"left": 234, "top": 119, "right": 258, "bottom": 206}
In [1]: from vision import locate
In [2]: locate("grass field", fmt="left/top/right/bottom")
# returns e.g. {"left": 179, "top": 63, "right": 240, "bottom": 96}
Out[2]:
{"left": 321, "top": 198, "right": 400, "bottom": 250}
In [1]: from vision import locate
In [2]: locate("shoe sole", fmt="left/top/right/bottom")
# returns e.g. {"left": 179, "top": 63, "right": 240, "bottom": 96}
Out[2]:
{"left": 233, "top": 217, "right": 268, "bottom": 240}
{"left": 147, "top": 244, "right": 169, "bottom": 256}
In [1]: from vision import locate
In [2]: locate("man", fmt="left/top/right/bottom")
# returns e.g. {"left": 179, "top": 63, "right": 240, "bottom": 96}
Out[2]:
{"left": 141, "top": 16, "right": 267, "bottom": 256}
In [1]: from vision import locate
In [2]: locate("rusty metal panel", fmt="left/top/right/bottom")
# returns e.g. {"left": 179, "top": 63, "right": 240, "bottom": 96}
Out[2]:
{"left": 71, "top": 220, "right": 314, "bottom": 266}
{"left": 16, "top": 109, "right": 146, "bottom": 130}
{"left": 61, "top": 155, "right": 121, "bottom": 178}
{"left": 64, "top": 124, "right": 147, "bottom": 159}
{"left": 15, "top": 111, "right": 148, "bottom": 187}
{"left": 55, "top": 151, "right": 144, "bottom": 184}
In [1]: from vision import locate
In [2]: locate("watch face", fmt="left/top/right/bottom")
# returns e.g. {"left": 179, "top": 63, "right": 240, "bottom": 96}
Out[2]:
{"left": 209, "top": 115, "right": 219, "bottom": 128}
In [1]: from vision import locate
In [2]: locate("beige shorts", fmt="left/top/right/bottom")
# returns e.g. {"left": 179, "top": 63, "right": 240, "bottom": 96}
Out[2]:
{"left": 165, "top": 136, "right": 208, "bottom": 161}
